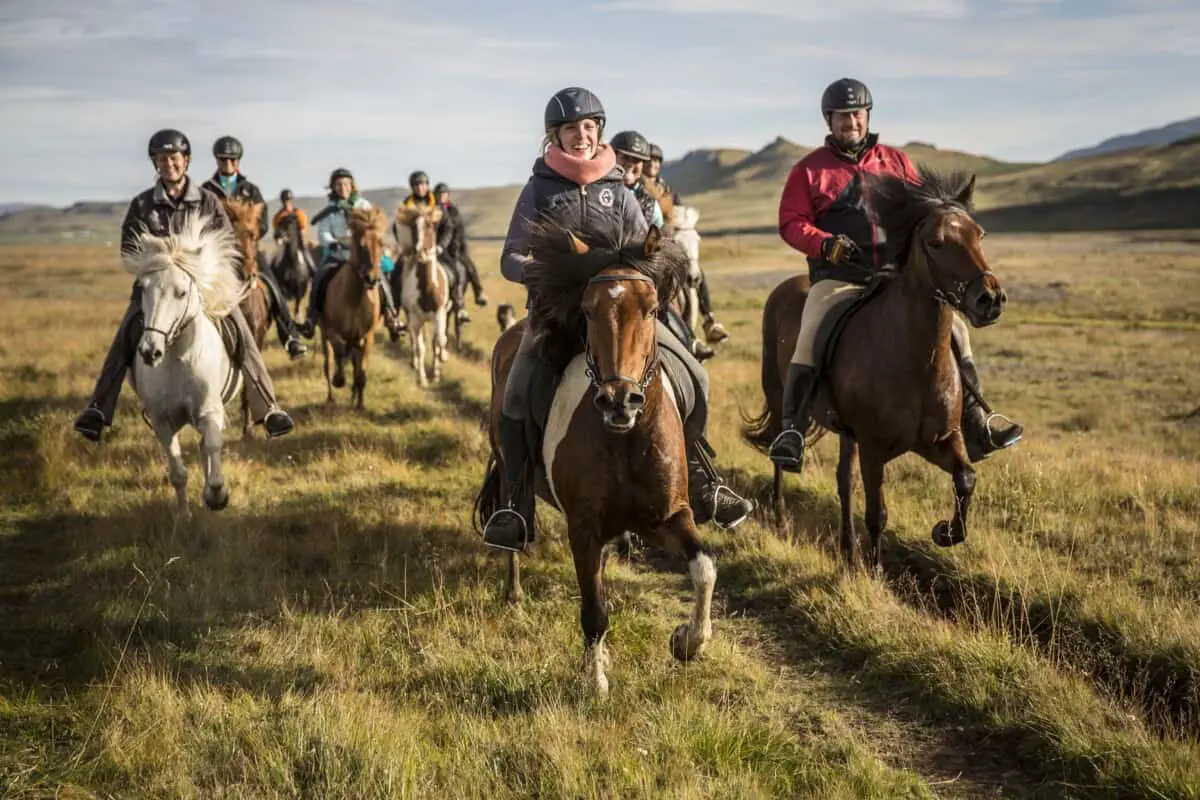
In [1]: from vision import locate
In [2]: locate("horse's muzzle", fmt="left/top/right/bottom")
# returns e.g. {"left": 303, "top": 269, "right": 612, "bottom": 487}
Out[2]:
{"left": 594, "top": 383, "right": 645, "bottom": 433}
{"left": 138, "top": 334, "right": 165, "bottom": 367}
{"left": 965, "top": 285, "right": 1006, "bottom": 326}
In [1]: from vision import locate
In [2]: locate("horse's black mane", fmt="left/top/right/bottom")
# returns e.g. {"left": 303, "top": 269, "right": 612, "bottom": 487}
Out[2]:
{"left": 866, "top": 166, "right": 975, "bottom": 265}
{"left": 522, "top": 218, "right": 685, "bottom": 362}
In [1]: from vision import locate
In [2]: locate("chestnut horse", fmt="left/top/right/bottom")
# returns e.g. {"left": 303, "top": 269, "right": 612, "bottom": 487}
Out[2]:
{"left": 474, "top": 222, "right": 715, "bottom": 696}
{"left": 392, "top": 205, "right": 450, "bottom": 387}
{"left": 743, "top": 169, "right": 1007, "bottom": 569}
{"left": 223, "top": 198, "right": 269, "bottom": 439}
{"left": 319, "top": 206, "right": 386, "bottom": 409}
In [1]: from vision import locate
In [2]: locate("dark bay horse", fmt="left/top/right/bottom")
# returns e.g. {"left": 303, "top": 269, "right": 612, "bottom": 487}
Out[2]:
{"left": 270, "top": 212, "right": 314, "bottom": 315}
{"left": 474, "top": 223, "right": 715, "bottom": 695}
{"left": 320, "top": 206, "right": 386, "bottom": 409}
{"left": 224, "top": 198, "right": 269, "bottom": 439}
{"left": 743, "top": 168, "right": 1007, "bottom": 569}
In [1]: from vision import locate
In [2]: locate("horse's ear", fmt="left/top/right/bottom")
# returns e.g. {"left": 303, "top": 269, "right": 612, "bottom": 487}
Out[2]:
{"left": 956, "top": 175, "right": 977, "bottom": 207}
{"left": 643, "top": 226, "right": 662, "bottom": 258}
{"left": 567, "top": 231, "right": 590, "bottom": 256}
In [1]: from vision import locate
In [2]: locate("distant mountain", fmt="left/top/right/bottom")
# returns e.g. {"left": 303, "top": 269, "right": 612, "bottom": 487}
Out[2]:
{"left": 1055, "top": 117, "right": 1200, "bottom": 162}
{"left": 0, "top": 202, "right": 49, "bottom": 216}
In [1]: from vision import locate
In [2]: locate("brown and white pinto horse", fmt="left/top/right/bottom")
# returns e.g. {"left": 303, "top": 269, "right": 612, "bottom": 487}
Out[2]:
{"left": 474, "top": 222, "right": 715, "bottom": 695}
{"left": 223, "top": 197, "right": 269, "bottom": 439}
{"left": 319, "top": 206, "right": 386, "bottom": 409}
{"left": 744, "top": 169, "right": 1008, "bottom": 569}
{"left": 393, "top": 205, "right": 450, "bottom": 387}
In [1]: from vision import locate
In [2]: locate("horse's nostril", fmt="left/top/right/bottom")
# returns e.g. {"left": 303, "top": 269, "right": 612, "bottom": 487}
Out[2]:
{"left": 627, "top": 392, "right": 646, "bottom": 410}
{"left": 593, "top": 391, "right": 614, "bottom": 411}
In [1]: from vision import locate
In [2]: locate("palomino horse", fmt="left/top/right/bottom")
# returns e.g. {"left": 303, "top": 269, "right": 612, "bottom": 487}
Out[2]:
{"left": 474, "top": 222, "right": 715, "bottom": 695}
{"left": 319, "top": 206, "right": 386, "bottom": 409}
{"left": 393, "top": 205, "right": 451, "bottom": 387}
{"left": 223, "top": 198, "right": 269, "bottom": 438}
{"left": 124, "top": 212, "right": 247, "bottom": 518}
{"left": 270, "top": 211, "right": 314, "bottom": 315}
{"left": 672, "top": 205, "right": 704, "bottom": 340}
{"left": 744, "top": 168, "right": 1007, "bottom": 569}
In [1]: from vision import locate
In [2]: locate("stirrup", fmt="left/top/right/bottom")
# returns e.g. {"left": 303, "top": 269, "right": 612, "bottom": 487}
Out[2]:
{"left": 710, "top": 484, "right": 751, "bottom": 530}
{"left": 984, "top": 411, "right": 1023, "bottom": 449}
{"left": 482, "top": 507, "right": 530, "bottom": 553}
{"left": 768, "top": 429, "right": 805, "bottom": 471}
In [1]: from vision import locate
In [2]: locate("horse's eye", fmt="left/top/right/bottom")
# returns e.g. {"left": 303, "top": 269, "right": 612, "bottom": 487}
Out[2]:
{"left": 927, "top": 239, "right": 943, "bottom": 250}
{"left": 174, "top": 287, "right": 187, "bottom": 299}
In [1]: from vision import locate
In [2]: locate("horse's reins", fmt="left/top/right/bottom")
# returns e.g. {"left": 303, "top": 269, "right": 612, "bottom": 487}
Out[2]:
{"left": 583, "top": 272, "right": 660, "bottom": 394}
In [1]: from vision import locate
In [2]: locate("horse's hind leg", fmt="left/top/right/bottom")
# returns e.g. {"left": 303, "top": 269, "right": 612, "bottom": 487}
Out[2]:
{"left": 322, "top": 334, "right": 336, "bottom": 404}
{"left": 153, "top": 419, "right": 190, "bottom": 521}
{"left": 918, "top": 436, "right": 975, "bottom": 548}
{"left": 858, "top": 447, "right": 888, "bottom": 573}
{"left": 240, "top": 386, "right": 253, "bottom": 440}
{"left": 197, "top": 413, "right": 230, "bottom": 511}
{"left": 647, "top": 510, "right": 715, "bottom": 662}
{"left": 772, "top": 464, "right": 786, "bottom": 533}
{"left": 505, "top": 552, "right": 524, "bottom": 605}
{"left": 569, "top": 523, "right": 611, "bottom": 696}
{"left": 837, "top": 435, "right": 860, "bottom": 567}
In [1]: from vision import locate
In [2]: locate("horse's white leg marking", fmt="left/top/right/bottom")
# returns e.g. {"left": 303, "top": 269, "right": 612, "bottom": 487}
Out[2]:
{"left": 671, "top": 550, "right": 716, "bottom": 661}
{"left": 583, "top": 632, "right": 611, "bottom": 697}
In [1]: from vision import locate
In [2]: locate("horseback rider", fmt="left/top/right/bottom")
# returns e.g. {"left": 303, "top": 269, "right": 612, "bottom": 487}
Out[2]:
{"left": 434, "top": 182, "right": 489, "bottom": 322}
{"left": 272, "top": 189, "right": 309, "bottom": 242}
{"left": 202, "top": 136, "right": 307, "bottom": 360}
{"left": 394, "top": 170, "right": 471, "bottom": 325}
{"left": 481, "top": 88, "right": 753, "bottom": 552}
{"left": 299, "top": 167, "right": 404, "bottom": 342}
{"left": 613, "top": 131, "right": 715, "bottom": 361}
{"left": 73, "top": 128, "right": 297, "bottom": 442}
{"left": 770, "top": 78, "right": 1023, "bottom": 471}
{"left": 646, "top": 142, "right": 730, "bottom": 348}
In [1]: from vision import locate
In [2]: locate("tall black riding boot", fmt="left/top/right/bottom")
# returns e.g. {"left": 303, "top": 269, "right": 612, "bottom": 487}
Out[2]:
{"left": 959, "top": 357, "right": 1023, "bottom": 462}
{"left": 768, "top": 363, "right": 816, "bottom": 473}
{"left": 482, "top": 414, "right": 535, "bottom": 552}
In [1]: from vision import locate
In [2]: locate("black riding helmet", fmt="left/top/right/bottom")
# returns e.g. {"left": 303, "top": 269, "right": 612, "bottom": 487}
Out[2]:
{"left": 409, "top": 170, "right": 429, "bottom": 188}
{"left": 648, "top": 142, "right": 664, "bottom": 161}
{"left": 433, "top": 182, "right": 450, "bottom": 195}
{"left": 544, "top": 87, "right": 606, "bottom": 133}
{"left": 328, "top": 167, "right": 353, "bottom": 187}
{"left": 611, "top": 131, "right": 651, "bottom": 161}
{"left": 280, "top": 188, "right": 294, "bottom": 203}
{"left": 213, "top": 135, "right": 243, "bottom": 160}
{"left": 148, "top": 128, "right": 191, "bottom": 158}
{"left": 821, "top": 78, "right": 873, "bottom": 120}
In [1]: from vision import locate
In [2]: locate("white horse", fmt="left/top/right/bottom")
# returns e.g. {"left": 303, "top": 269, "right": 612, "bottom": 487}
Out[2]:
{"left": 671, "top": 205, "right": 704, "bottom": 340}
{"left": 124, "top": 213, "right": 248, "bottom": 519}
{"left": 393, "top": 205, "right": 450, "bottom": 387}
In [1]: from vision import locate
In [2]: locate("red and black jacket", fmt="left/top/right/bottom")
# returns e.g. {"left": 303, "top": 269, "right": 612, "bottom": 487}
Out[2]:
{"left": 778, "top": 134, "right": 918, "bottom": 283}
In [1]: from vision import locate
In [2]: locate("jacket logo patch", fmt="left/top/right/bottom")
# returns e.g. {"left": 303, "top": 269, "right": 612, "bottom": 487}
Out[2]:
{"left": 598, "top": 188, "right": 614, "bottom": 208}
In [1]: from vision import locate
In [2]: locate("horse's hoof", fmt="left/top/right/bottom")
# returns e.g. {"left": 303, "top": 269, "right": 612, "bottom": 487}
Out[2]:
{"left": 204, "top": 483, "right": 230, "bottom": 511}
{"left": 931, "top": 520, "right": 963, "bottom": 547}
{"left": 670, "top": 623, "right": 705, "bottom": 662}
{"left": 332, "top": 374, "right": 346, "bottom": 389}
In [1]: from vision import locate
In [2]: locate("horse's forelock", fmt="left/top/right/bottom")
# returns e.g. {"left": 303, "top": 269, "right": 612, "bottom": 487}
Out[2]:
{"left": 867, "top": 166, "right": 978, "bottom": 265}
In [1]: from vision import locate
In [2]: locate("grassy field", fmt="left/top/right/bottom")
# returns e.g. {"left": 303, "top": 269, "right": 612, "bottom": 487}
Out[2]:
{"left": 1, "top": 230, "right": 1199, "bottom": 799}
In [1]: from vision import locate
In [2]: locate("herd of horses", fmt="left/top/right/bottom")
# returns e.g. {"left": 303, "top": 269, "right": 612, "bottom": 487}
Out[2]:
{"left": 119, "top": 168, "right": 1008, "bottom": 694}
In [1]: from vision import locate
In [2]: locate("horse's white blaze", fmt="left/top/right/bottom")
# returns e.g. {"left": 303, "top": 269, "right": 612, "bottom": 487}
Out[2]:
{"left": 607, "top": 284, "right": 625, "bottom": 300}
{"left": 544, "top": 354, "right": 677, "bottom": 510}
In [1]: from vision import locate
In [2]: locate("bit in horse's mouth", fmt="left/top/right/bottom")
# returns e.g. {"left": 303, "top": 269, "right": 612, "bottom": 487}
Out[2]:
{"left": 603, "top": 414, "right": 638, "bottom": 433}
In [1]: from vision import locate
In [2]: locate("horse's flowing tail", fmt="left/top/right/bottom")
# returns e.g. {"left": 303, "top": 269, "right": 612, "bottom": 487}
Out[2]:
{"left": 472, "top": 451, "right": 504, "bottom": 534}
{"left": 741, "top": 294, "right": 784, "bottom": 451}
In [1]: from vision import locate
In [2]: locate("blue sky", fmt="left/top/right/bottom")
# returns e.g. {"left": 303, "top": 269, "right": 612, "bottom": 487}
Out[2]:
{"left": 2, "top": 0, "right": 1198, "bottom": 205}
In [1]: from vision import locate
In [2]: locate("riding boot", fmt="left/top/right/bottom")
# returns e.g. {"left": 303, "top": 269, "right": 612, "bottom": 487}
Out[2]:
{"left": 75, "top": 294, "right": 143, "bottom": 442}
{"left": 299, "top": 265, "right": 334, "bottom": 339}
{"left": 482, "top": 414, "right": 535, "bottom": 552}
{"left": 377, "top": 274, "right": 403, "bottom": 342}
{"left": 769, "top": 364, "right": 816, "bottom": 473}
{"left": 959, "top": 357, "right": 1023, "bottom": 462}
{"left": 688, "top": 437, "right": 754, "bottom": 529}
{"left": 258, "top": 267, "right": 308, "bottom": 359}
{"left": 703, "top": 313, "right": 730, "bottom": 344}
{"left": 445, "top": 257, "right": 471, "bottom": 324}
{"left": 231, "top": 306, "right": 294, "bottom": 438}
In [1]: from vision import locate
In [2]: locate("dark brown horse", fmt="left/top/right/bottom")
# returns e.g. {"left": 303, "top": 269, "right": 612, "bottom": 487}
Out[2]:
{"left": 744, "top": 168, "right": 1007, "bottom": 569}
{"left": 270, "top": 212, "right": 314, "bottom": 315}
{"left": 319, "top": 206, "right": 386, "bottom": 409}
{"left": 224, "top": 197, "right": 269, "bottom": 439}
{"left": 474, "top": 222, "right": 715, "bottom": 695}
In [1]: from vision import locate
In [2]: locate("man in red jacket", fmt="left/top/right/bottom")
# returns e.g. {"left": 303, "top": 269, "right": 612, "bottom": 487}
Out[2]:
{"left": 770, "top": 78, "right": 1022, "bottom": 472}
